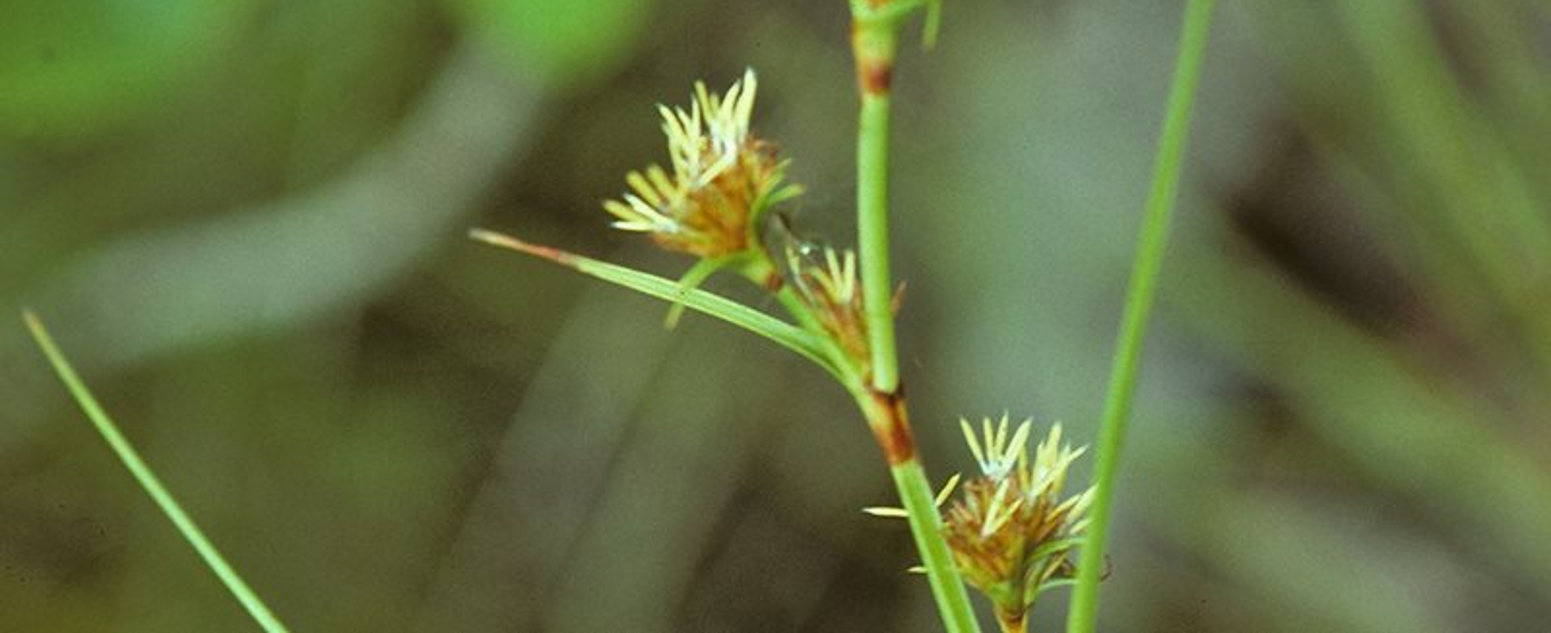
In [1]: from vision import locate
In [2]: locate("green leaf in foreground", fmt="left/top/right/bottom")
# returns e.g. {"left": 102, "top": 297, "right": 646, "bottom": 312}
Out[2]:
{"left": 469, "top": 228, "right": 842, "bottom": 379}
{"left": 22, "top": 310, "right": 291, "bottom": 633}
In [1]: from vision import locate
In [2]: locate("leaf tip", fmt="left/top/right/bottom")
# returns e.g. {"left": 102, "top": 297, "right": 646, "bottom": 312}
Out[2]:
{"left": 468, "top": 228, "right": 577, "bottom": 268}
{"left": 21, "top": 308, "right": 50, "bottom": 346}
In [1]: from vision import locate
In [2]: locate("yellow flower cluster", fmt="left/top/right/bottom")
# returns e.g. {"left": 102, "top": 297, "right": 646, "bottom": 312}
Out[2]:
{"left": 944, "top": 415, "right": 1095, "bottom": 633}
{"left": 604, "top": 69, "right": 801, "bottom": 259}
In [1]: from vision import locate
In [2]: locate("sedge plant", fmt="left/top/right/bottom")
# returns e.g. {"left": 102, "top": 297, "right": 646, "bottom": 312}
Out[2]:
{"left": 471, "top": 0, "right": 1216, "bottom": 631}
{"left": 471, "top": 1, "right": 997, "bottom": 629}
{"left": 21, "top": 0, "right": 1214, "bottom": 630}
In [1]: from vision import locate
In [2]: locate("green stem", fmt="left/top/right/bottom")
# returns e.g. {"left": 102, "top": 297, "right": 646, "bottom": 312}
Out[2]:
{"left": 1066, "top": 1, "right": 1215, "bottom": 631}
{"left": 856, "top": 32, "right": 901, "bottom": 393}
{"left": 892, "top": 458, "right": 981, "bottom": 632}
{"left": 849, "top": 4, "right": 982, "bottom": 631}
{"left": 853, "top": 387, "right": 980, "bottom": 633}
{"left": 23, "top": 311, "right": 291, "bottom": 633}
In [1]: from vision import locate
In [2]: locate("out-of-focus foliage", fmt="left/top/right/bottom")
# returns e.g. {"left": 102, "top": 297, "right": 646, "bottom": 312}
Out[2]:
{"left": 2, "top": 0, "right": 1549, "bottom": 631}
{"left": 0, "top": 0, "right": 253, "bottom": 140}
{"left": 442, "top": 0, "right": 652, "bottom": 88}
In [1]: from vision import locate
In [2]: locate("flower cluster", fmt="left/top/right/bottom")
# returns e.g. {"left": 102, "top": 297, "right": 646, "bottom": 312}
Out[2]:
{"left": 604, "top": 69, "right": 802, "bottom": 260}
{"left": 945, "top": 416, "right": 1095, "bottom": 633}
{"left": 786, "top": 244, "right": 871, "bottom": 369}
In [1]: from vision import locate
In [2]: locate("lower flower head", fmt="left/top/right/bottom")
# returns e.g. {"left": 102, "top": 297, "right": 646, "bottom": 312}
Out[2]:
{"left": 943, "top": 416, "right": 1095, "bottom": 632}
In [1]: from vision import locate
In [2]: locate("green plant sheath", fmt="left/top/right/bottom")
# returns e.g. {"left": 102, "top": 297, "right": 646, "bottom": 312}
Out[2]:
{"left": 1066, "top": 0, "right": 1216, "bottom": 631}
{"left": 23, "top": 311, "right": 292, "bottom": 633}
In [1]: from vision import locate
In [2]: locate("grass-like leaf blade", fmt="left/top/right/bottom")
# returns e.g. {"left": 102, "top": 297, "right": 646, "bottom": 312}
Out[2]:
{"left": 22, "top": 310, "right": 291, "bottom": 633}
{"left": 470, "top": 229, "right": 841, "bottom": 379}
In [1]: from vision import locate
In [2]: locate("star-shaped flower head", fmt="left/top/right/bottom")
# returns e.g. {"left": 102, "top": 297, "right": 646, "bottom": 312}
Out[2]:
{"left": 604, "top": 69, "right": 803, "bottom": 260}
{"left": 786, "top": 244, "right": 871, "bottom": 371}
{"left": 943, "top": 416, "right": 1096, "bottom": 633}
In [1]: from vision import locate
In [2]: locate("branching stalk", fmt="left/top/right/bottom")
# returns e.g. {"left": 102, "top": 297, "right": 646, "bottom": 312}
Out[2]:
{"left": 852, "top": 385, "right": 981, "bottom": 633}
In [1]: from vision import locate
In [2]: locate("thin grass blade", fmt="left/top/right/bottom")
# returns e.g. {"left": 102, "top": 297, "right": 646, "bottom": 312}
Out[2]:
{"left": 22, "top": 310, "right": 291, "bottom": 633}
{"left": 1067, "top": 0, "right": 1216, "bottom": 629}
{"left": 469, "top": 229, "right": 840, "bottom": 378}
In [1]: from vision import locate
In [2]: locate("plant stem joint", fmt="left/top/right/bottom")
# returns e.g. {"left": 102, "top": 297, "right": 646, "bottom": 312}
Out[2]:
{"left": 866, "top": 387, "right": 917, "bottom": 465}
{"left": 851, "top": 22, "right": 898, "bottom": 97}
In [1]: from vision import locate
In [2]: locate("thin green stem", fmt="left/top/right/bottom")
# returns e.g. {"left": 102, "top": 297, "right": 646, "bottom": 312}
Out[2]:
{"left": 892, "top": 458, "right": 980, "bottom": 632}
{"left": 848, "top": 4, "right": 984, "bottom": 632}
{"left": 1066, "top": 1, "right": 1215, "bottom": 631}
{"left": 23, "top": 310, "right": 292, "bottom": 633}
{"left": 852, "top": 387, "right": 980, "bottom": 633}
{"left": 857, "top": 38, "right": 901, "bottom": 393}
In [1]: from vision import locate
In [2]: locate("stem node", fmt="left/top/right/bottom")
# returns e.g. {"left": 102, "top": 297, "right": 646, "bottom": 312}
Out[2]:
{"left": 865, "top": 388, "right": 917, "bottom": 465}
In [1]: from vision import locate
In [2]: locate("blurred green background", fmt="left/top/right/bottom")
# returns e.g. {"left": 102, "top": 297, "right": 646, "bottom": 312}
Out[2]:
{"left": 4, "top": 0, "right": 1550, "bottom": 631}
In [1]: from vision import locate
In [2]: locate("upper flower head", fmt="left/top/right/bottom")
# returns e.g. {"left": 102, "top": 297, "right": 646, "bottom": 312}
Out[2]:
{"left": 604, "top": 69, "right": 802, "bottom": 259}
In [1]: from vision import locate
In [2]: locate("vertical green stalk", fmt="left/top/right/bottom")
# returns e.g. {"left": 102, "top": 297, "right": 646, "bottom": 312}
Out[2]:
{"left": 1066, "top": 1, "right": 1215, "bottom": 631}
{"left": 23, "top": 311, "right": 292, "bottom": 633}
{"left": 853, "top": 387, "right": 981, "bottom": 633}
{"left": 855, "top": 20, "right": 901, "bottom": 393}
{"left": 849, "top": 2, "right": 982, "bottom": 631}
{"left": 891, "top": 459, "right": 979, "bottom": 630}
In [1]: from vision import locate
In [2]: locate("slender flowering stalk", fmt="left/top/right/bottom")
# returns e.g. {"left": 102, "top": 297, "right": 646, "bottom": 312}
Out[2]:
{"left": 852, "top": 10, "right": 901, "bottom": 393}
{"left": 844, "top": 2, "right": 983, "bottom": 632}
{"left": 473, "top": 4, "right": 983, "bottom": 629}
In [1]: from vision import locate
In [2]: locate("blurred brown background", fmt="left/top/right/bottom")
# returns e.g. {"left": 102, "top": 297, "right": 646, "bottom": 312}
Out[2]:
{"left": 3, "top": 0, "right": 1550, "bottom": 631}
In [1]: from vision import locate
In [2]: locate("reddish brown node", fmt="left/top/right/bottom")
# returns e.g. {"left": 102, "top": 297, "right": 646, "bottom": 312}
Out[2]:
{"left": 867, "top": 389, "right": 917, "bottom": 465}
{"left": 858, "top": 60, "right": 893, "bottom": 95}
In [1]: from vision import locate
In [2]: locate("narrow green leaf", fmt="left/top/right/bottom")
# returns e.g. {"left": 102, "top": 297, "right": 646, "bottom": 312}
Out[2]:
{"left": 22, "top": 310, "right": 291, "bottom": 633}
{"left": 470, "top": 229, "right": 841, "bottom": 378}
